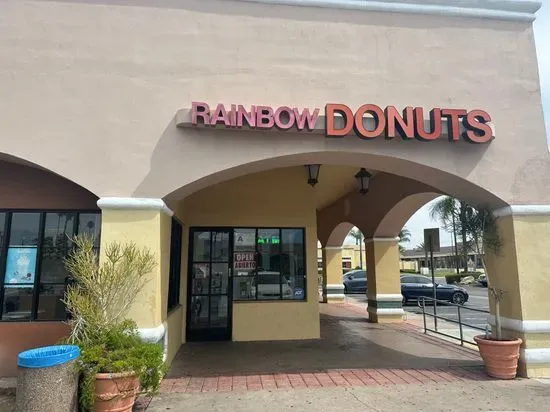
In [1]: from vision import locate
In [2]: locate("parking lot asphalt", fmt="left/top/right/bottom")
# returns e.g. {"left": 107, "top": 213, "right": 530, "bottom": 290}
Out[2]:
{"left": 346, "top": 285, "right": 490, "bottom": 341}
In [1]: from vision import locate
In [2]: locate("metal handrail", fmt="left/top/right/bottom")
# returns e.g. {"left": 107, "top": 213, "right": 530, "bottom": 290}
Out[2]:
{"left": 417, "top": 296, "right": 490, "bottom": 346}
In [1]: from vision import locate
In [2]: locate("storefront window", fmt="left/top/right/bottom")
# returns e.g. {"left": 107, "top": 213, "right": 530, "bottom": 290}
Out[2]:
{"left": 167, "top": 218, "right": 183, "bottom": 311}
{"left": 0, "top": 210, "right": 101, "bottom": 321}
{"left": 233, "top": 228, "right": 306, "bottom": 301}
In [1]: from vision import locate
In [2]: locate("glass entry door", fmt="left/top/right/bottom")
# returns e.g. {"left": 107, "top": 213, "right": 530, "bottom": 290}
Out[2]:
{"left": 187, "top": 229, "right": 232, "bottom": 341}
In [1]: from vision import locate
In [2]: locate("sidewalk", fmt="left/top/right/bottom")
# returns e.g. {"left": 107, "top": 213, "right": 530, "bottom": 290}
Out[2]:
{"left": 147, "top": 379, "right": 550, "bottom": 412}
{"left": 146, "top": 301, "right": 550, "bottom": 411}
{"left": 0, "top": 378, "right": 15, "bottom": 412}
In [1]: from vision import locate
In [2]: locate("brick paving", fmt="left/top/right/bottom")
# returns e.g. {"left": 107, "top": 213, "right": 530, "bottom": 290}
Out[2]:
{"left": 159, "top": 302, "right": 489, "bottom": 395}
{"left": 158, "top": 366, "right": 491, "bottom": 394}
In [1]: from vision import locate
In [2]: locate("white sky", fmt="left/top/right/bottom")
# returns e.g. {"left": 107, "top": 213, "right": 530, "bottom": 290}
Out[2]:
{"left": 346, "top": 3, "right": 550, "bottom": 249}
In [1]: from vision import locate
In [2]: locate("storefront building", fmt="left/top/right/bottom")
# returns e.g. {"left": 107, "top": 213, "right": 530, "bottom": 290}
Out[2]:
{"left": 1, "top": 0, "right": 548, "bottom": 378}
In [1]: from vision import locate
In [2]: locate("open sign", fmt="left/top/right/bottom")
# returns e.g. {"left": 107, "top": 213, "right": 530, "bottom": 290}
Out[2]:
{"left": 234, "top": 252, "right": 256, "bottom": 270}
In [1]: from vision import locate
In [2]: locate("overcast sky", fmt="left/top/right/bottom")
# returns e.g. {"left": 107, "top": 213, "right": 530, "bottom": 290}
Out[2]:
{"left": 346, "top": 3, "right": 550, "bottom": 249}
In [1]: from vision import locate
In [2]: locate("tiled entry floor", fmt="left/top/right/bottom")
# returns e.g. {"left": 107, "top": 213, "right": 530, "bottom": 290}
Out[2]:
{"left": 161, "top": 303, "right": 485, "bottom": 395}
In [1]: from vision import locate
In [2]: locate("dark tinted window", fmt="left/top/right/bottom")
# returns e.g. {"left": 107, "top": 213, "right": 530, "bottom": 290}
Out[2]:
{"left": 415, "top": 276, "right": 432, "bottom": 284}
{"left": 1, "top": 211, "right": 101, "bottom": 322}
{"left": 401, "top": 276, "right": 415, "bottom": 283}
{"left": 9, "top": 213, "right": 40, "bottom": 246}
{"left": 78, "top": 214, "right": 101, "bottom": 246}
{"left": 232, "top": 228, "right": 306, "bottom": 301}
{"left": 0, "top": 213, "right": 5, "bottom": 249}
{"left": 167, "top": 218, "right": 182, "bottom": 311}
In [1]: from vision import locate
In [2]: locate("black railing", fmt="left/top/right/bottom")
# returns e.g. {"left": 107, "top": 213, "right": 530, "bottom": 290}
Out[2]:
{"left": 418, "top": 297, "right": 490, "bottom": 346}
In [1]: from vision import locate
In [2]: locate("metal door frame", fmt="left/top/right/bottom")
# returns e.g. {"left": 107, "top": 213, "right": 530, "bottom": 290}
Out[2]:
{"left": 186, "top": 227, "right": 233, "bottom": 341}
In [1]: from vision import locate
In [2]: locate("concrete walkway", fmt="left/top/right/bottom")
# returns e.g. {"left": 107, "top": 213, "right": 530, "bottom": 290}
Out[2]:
{"left": 166, "top": 303, "right": 481, "bottom": 380}
{"left": 147, "top": 379, "right": 550, "bottom": 412}
{"left": 144, "top": 302, "right": 550, "bottom": 410}
{"left": 4, "top": 302, "right": 537, "bottom": 411}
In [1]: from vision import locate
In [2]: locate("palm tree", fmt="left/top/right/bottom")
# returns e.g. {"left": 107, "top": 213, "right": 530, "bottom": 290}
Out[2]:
{"left": 417, "top": 241, "right": 429, "bottom": 270}
{"left": 349, "top": 228, "right": 364, "bottom": 269}
{"left": 398, "top": 227, "right": 411, "bottom": 254}
{"left": 429, "top": 196, "right": 462, "bottom": 273}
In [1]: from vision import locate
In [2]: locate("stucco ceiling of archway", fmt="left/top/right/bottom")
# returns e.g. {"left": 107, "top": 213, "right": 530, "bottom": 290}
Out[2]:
{"left": 317, "top": 172, "right": 442, "bottom": 246}
{"left": 173, "top": 164, "right": 375, "bottom": 212}
{"left": 310, "top": 165, "right": 376, "bottom": 210}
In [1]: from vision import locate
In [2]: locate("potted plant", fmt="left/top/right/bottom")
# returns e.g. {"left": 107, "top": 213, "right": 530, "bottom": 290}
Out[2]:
{"left": 63, "top": 235, "right": 166, "bottom": 411}
{"left": 466, "top": 207, "right": 522, "bottom": 379}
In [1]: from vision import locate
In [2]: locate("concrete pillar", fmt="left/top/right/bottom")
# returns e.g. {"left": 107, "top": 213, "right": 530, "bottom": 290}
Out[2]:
{"left": 486, "top": 206, "right": 550, "bottom": 377}
{"left": 322, "top": 247, "right": 345, "bottom": 303}
{"left": 365, "top": 237, "right": 404, "bottom": 323}
{"left": 97, "top": 198, "right": 172, "bottom": 342}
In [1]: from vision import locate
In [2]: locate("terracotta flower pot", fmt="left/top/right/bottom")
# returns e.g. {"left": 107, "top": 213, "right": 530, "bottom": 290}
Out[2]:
{"left": 474, "top": 335, "right": 522, "bottom": 379}
{"left": 94, "top": 372, "right": 140, "bottom": 412}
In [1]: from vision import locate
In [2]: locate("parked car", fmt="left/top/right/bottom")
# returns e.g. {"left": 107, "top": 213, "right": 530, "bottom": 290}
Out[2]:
{"left": 343, "top": 270, "right": 367, "bottom": 293}
{"left": 400, "top": 274, "right": 469, "bottom": 305}
{"left": 478, "top": 274, "right": 488, "bottom": 287}
{"left": 254, "top": 271, "right": 293, "bottom": 299}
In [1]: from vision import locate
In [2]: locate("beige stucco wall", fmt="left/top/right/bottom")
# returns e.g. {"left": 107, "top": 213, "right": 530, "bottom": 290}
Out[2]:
{"left": 99, "top": 209, "right": 172, "bottom": 328}
{"left": 0, "top": 0, "right": 546, "bottom": 208}
{"left": 486, "top": 214, "right": 550, "bottom": 322}
{"left": 176, "top": 167, "right": 320, "bottom": 341}
{"left": 166, "top": 306, "right": 184, "bottom": 365}
{"left": 316, "top": 245, "right": 367, "bottom": 271}
{"left": 366, "top": 240, "right": 402, "bottom": 297}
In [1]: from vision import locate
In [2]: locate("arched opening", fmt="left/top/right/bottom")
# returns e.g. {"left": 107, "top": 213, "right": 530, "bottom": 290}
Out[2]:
{"left": 162, "top": 155, "right": 506, "bottom": 345}
{"left": 162, "top": 151, "right": 507, "bottom": 211}
{"left": 0, "top": 154, "right": 101, "bottom": 377}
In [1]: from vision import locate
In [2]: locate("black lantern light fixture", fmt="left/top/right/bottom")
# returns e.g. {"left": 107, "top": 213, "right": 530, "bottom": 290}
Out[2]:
{"left": 355, "top": 168, "right": 372, "bottom": 194}
{"left": 305, "top": 164, "right": 321, "bottom": 187}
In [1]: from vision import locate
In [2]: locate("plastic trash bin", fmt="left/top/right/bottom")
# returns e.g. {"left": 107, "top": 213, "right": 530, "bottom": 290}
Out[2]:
{"left": 15, "top": 345, "right": 80, "bottom": 412}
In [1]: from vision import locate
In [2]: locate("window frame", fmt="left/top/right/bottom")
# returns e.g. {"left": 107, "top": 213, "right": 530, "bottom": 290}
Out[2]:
{"left": 0, "top": 209, "right": 101, "bottom": 322}
{"left": 230, "top": 226, "right": 307, "bottom": 302}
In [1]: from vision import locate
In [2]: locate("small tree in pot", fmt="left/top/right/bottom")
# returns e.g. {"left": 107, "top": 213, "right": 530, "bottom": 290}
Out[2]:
{"left": 63, "top": 235, "right": 166, "bottom": 411}
{"left": 465, "top": 207, "right": 522, "bottom": 379}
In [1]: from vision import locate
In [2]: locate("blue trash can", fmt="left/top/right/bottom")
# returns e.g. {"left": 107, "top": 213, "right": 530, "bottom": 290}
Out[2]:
{"left": 15, "top": 345, "right": 80, "bottom": 412}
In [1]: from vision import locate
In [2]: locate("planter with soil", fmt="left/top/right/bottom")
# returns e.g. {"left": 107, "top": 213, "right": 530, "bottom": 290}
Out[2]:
{"left": 474, "top": 335, "right": 522, "bottom": 379}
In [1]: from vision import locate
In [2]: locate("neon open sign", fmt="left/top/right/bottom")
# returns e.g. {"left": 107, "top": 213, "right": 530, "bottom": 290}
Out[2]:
{"left": 190, "top": 102, "right": 494, "bottom": 143}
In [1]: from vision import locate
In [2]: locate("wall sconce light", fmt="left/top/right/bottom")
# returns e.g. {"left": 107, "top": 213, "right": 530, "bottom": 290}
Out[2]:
{"left": 355, "top": 168, "right": 372, "bottom": 194}
{"left": 305, "top": 164, "right": 321, "bottom": 186}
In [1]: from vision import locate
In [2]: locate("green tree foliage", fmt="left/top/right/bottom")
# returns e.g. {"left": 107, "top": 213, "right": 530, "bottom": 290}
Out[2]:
{"left": 349, "top": 228, "right": 364, "bottom": 269}
{"left": 398, "top": 227, "right": 411, "bottom": 254}
{"left": 63, "top": 235, "right": 165, "bottom": 411}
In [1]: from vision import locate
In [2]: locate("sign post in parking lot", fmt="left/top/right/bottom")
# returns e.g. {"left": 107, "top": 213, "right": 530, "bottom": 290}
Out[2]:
{"left": 424, "top": 228, "right": 440, "bottom": 331}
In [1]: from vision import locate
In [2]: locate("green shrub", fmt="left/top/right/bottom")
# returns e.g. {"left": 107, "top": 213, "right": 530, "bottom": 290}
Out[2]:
{"left": 62, "top": 235, "right": 164, "bottom": 411}
{"left": 445, "top": 275, "right": 462, "bottom": 284}
{"left": 77, "top": 320, "right": 166, "bottom": 412}
{"left": 445, "top": 272, "right": 484, "bottom": 284}
{"left": 400, "top": 269, "right": 417, "bottom": 274}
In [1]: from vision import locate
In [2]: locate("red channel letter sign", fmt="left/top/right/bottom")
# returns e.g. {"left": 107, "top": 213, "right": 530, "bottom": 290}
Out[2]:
{"left": 190, "top": 102, "right": 494, "bottom": 144}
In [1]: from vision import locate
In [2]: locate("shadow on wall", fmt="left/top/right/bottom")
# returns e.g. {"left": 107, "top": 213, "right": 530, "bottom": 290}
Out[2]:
{"left": 42, "top": 0, "right": 528, "bottom": 31}
{"left": 0, "top": 156, "right": 99, "bottom": 209}
{"left": 133, "top": 116, "right": 497, "bottom": 207}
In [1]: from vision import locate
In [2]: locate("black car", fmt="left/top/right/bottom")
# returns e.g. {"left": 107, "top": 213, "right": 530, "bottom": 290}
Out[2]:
{"left": 400, "top": 275, "right": 469, "bottom": 305}
{"left": 343, "top": 270, "right": 367, "bottom": 293}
